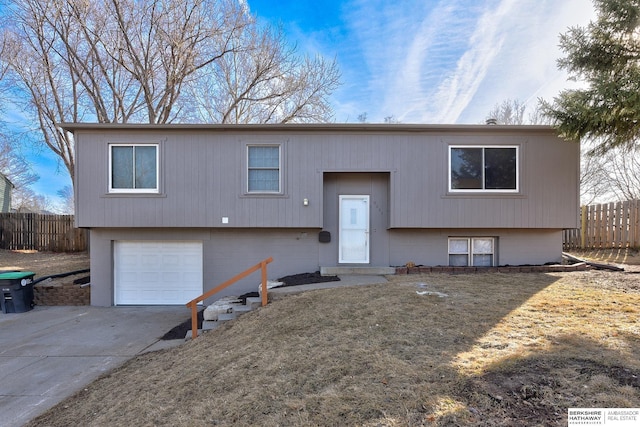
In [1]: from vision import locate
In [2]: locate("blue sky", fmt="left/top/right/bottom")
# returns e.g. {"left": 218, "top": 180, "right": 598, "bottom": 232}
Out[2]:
{"left": 28, "top": 0, "right": 596, "bottom": 210}
{"left": 247, "top": 0, "right": 595, "bottom": 123}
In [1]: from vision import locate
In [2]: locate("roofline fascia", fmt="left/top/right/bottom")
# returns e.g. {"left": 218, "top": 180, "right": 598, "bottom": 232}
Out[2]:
{"left": 59, "top": 122, "right": 558, "bottom": 134}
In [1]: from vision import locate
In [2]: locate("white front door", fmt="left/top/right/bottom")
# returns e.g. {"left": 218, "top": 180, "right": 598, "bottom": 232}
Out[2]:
{"left": 339, "top": 195, "right": 370, "bottom": 263}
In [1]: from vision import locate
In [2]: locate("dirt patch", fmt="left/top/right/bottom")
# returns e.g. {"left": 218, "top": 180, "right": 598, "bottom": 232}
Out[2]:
{"left": 458, "top": 357, "right": 640, "bottom": 426}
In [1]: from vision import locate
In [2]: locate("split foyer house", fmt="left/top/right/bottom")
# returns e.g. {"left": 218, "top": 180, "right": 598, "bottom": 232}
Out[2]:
{"left": 64, "top": 123, "right": 580, "bottom": 306}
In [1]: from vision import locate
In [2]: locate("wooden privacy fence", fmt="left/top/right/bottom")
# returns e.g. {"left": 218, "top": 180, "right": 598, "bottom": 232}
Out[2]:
{"left": 563, "top": 200, "right": 640, "bottom": 250}
{"left": 0, "top": 213, "right": 87, "bottom": 252}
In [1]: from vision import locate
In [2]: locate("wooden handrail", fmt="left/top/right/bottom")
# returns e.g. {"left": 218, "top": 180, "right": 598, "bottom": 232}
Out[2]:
{"left": 185, "top": 257, "right": 273, "bottom": 339}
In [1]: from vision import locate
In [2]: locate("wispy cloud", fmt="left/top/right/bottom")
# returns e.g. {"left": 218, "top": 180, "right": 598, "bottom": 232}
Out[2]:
{"left": 330, "top": 0, "right": 595, "bottom": 123}
{"left": 428, "top": 0, "right": 515, "bottom": 123}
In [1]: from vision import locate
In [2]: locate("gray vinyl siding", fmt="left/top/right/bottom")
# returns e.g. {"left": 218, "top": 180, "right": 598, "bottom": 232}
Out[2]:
{"left": 72, "top": 125, "right": 579, "bottom": 230}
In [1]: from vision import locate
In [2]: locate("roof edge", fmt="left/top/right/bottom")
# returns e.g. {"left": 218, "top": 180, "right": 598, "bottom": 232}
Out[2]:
{"left": 59, "top": 122, "right": 557, "bottom": 133}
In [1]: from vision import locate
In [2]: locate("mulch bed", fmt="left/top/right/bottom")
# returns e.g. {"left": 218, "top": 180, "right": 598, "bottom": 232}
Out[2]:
{"left": 161, "top": 309, "right": 204, "bottom": 340}
{"left": 277, "top": 271, "right": 339, "bottom": 286}
{"left": 161, "top": 272, "right": 339, "bottom": 340}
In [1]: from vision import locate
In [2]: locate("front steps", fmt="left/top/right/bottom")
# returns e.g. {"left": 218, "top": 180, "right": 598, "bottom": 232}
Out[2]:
{"left": 320, "top": 266, "right": 395, "bottom": 276}
{"left": 187, "top": 269, "right": 393, "bottom": 339}
{"left": 186, "top": 296, "right": 263, "bottom": 339}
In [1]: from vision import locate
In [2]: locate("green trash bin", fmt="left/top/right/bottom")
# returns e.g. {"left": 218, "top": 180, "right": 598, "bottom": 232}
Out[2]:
{"left": 0, "top": 271, "right": 36, "bottom": 313}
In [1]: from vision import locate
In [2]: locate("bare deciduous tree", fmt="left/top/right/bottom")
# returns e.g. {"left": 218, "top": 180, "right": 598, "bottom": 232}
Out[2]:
{"left": 190, "top": 22, "right": 340, "bottom": 124}
{"left": 579, "top": 140, "right": 612, "bottom": 204}
{"left": 1, "top": 0, "right": 340, "bottom": 186}
{"left": 585, "top": 144, "right": 640, "bottom": 203}
{"left": 485, "top": 99, "right": 527, "bottom": 125}
{"left": 12, "top": 189, "right": 52, "bottom": 213}
{"left": 56, "top": 184, "right": 74, "bottom": 214}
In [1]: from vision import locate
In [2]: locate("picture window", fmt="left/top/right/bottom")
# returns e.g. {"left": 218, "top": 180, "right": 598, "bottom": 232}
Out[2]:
{"left": 449, "top": 146, "right": 518, "bottom": 192}
{"left": 109, "top": 144, "right": 159, "bottom": 193}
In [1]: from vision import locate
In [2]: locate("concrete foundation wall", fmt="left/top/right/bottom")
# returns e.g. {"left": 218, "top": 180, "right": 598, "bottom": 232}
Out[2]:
{"left": 388, "top": 229, "right": 563, "bottom": 267}
{"left": 89, "top": 227, "right": 563, "bottom": 306}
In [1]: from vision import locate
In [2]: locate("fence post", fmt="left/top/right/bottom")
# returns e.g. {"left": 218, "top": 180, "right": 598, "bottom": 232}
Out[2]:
{"left": 623, "top": 201, "right": 628, "bottom": 247}
{"left": 629, "top": 200, "right": 640, "bottom": 248}
{"left": 580, "top": 205, "right": 587, "bottom": 249}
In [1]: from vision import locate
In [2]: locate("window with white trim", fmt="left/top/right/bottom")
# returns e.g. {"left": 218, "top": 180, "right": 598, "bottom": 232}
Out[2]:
{"left": 448, "top": 237, "right": 495, "bottom": 267}
{"left": 109, "top": 144, "right": 159, "bottom": 193}
{"left": 449, "top": 146, "right": 518, "bottom": 192}
{"left": 247, "top": 145, "right": 281, "bottom": 193}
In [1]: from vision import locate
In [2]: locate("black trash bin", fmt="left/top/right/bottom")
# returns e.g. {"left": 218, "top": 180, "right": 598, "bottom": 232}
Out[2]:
{"left": 0, "top": 271, "right": 35, "bottom": 313}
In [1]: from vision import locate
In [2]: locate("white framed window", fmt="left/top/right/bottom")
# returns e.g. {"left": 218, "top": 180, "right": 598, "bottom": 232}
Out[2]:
{"left": 247, "top": 145, "right": 281, "bottom": 193}
{"left": 449, "top": 146, "right": 518, "bottom": 192}
{"left": 448, "top": 237, "right": 495, "bottom": 267}
{"left": 109, "top": 144, "right": 159, "bottom": 193}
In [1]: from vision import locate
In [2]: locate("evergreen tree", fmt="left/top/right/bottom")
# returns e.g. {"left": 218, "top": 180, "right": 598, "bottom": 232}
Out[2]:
{"left": 542, "top": 0, "right": 640, "bottom": 154}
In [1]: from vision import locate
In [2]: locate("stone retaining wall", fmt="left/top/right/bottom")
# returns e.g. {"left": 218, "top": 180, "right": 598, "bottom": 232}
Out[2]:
{"left": 34, "top": 282, "right": 90, "bottom": 306}
{"left": 395, "top": 263, "right": 589, "bottom": 275}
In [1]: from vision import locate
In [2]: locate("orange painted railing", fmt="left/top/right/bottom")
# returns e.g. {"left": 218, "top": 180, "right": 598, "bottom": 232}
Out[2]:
{"left": 185, "top": 257, "right": 273, "bottom": 339}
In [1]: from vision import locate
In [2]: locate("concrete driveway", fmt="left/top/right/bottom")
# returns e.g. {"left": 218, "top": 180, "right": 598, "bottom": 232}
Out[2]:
{"left": 0, "top": 305, "right": 190, "bottom": 427}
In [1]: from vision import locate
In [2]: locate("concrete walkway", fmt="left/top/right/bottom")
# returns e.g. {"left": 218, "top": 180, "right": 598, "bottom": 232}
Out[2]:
{"left": 0, "top": 305, "right": 189, "bottom": 427}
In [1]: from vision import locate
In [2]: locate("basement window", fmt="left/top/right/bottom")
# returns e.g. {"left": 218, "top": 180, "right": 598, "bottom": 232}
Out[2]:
{"left": 448, "top": 237, "right": 495, "bottom": 267}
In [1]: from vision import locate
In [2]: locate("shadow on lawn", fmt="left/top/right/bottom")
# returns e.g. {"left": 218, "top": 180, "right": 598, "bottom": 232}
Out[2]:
{"left": 445, "top": 333, "right": 640, "bottom": 426}
{"left": 396, "top": 271, "right": 640, "bottom": 426}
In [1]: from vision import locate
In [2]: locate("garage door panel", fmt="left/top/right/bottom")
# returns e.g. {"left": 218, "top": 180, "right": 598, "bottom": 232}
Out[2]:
{"left": 141, "top": 255, "right": 162, "bottom": 267}
{"left": 161, "top": 261, "right": 179, "bottom": 271}
{"left": 161, "top": 272, "right": 180, "bottom": 282}
{"left": 182, "top": 257, "right": 200, "bottom": 267}
{"left": 140, "top": 272, "right": 161, "bottom": 283}
{"left": 115, "top": 241, "right": 203, "bottom": 305}
{"left": 182, "top": 272, "right": 200, "bottom": 281}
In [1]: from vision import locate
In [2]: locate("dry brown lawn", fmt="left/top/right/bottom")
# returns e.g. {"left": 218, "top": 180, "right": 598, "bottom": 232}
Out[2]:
{"left": 25, "top": 257, "right": 640, "bottom": 426}
{"left": 0, "top": 249, "right": 89, "bottom": 277}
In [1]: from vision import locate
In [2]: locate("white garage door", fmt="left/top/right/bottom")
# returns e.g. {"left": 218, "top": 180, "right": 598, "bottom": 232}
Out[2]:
{"left": 114, "top": 241, "right": 203, "bottom": 305}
